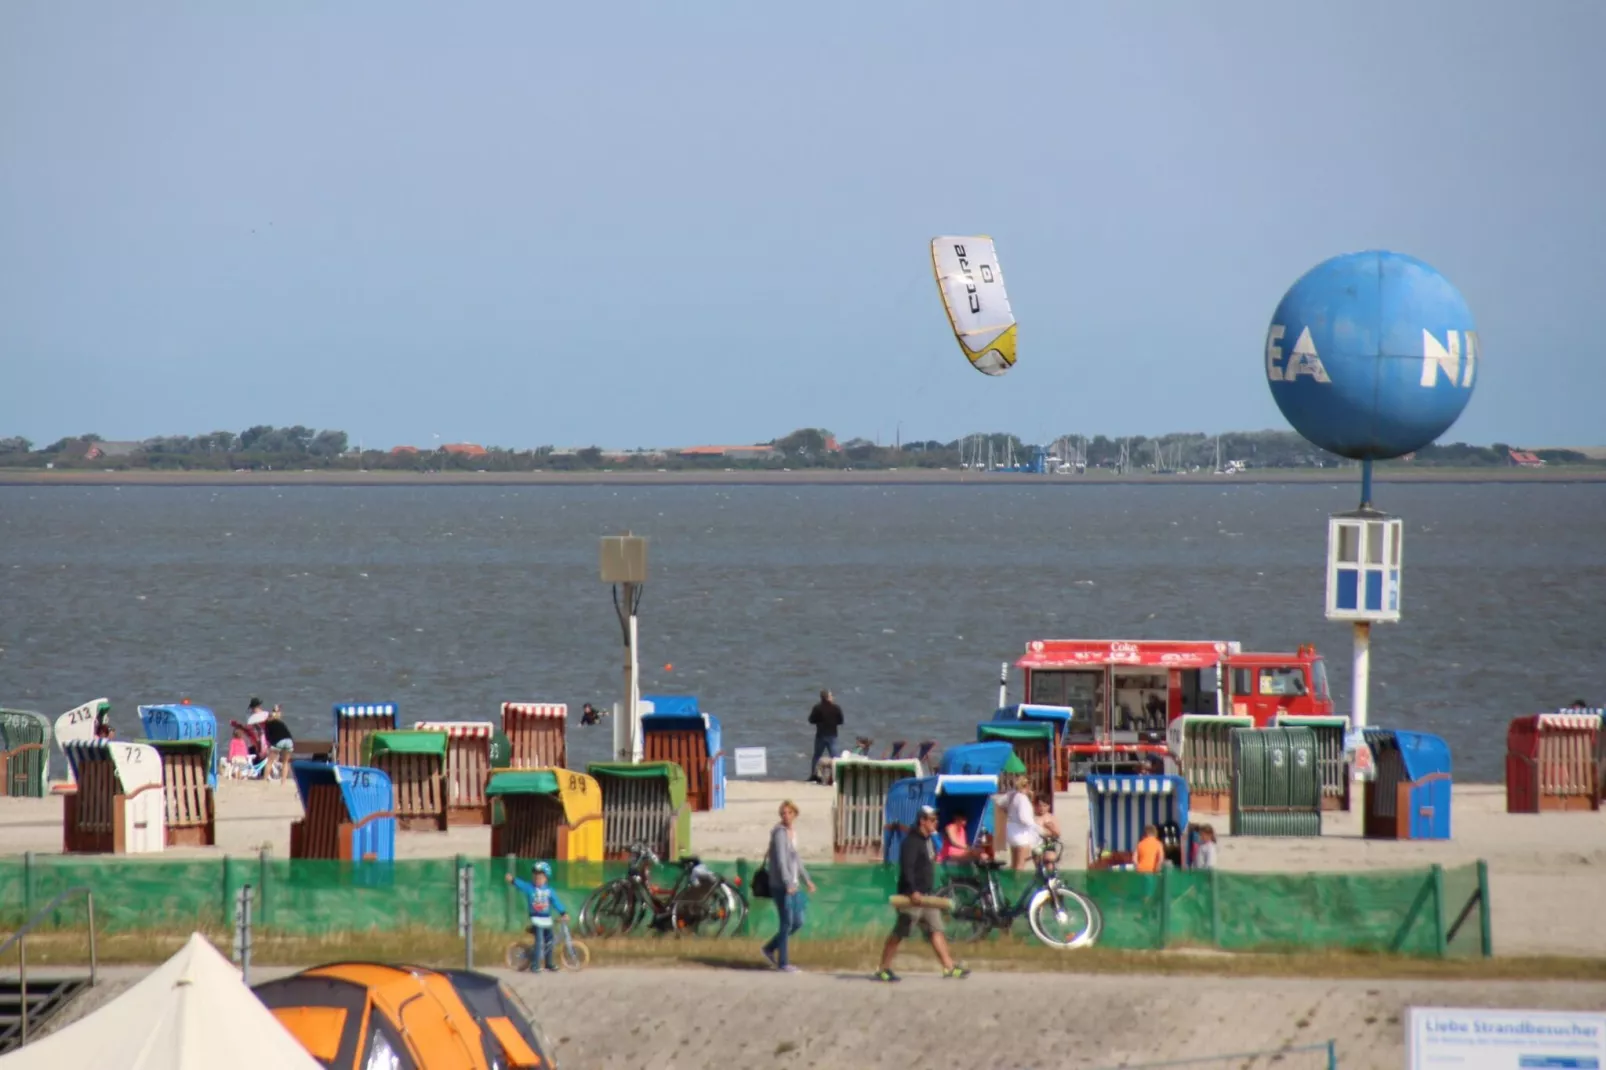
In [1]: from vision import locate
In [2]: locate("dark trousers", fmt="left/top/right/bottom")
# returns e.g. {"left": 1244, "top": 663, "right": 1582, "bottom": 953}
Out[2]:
{"left": 809, "top": 734, "right": 838, "bottom": 779}
{"left": 529, "top": 921, "right": 555, "bottom": 970}
{"left": 762, "top": 890, "right": 806, "bottom": 966}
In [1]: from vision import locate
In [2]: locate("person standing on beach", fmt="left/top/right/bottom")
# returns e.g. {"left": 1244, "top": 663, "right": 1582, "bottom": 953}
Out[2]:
{"left": 761, "top": 800, "right": 815, "bottom": 972}
{"left": 1002, "top": 775, "right": 1040, "bottom": 871}
{"left": 262, "top": 706, "right": 294, "bottom": 782}
{"left": 806, "top": 690, "right": 844, "bottom": 783}
{"left": 875, "top": 805, "right": 968, "bottom": 982}
{"left": 1134, "top": 824, "right": 1165, "bottom": 873}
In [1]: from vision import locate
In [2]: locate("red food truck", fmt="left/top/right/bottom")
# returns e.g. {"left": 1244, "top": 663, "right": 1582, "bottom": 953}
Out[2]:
{"left": 1011, "top": 639, "right": 1335, "bottom": 777}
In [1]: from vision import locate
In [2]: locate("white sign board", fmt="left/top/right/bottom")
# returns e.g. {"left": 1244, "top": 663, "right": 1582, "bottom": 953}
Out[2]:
{"left": 1409, "top": 1007, "right": 1606, "bottom": 1070}
{"left": 733, "top": 747, "right": 767, "bottom": 777}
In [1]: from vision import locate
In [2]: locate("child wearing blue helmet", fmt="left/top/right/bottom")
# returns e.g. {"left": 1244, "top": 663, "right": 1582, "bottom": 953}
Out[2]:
{"left": 506, "top": 861, "right": 569, "bottom": 972}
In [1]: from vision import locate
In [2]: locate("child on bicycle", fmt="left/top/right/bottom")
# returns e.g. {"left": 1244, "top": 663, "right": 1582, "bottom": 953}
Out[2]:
{"left": 506, "top": 862, "right": 569, "bottom": 973}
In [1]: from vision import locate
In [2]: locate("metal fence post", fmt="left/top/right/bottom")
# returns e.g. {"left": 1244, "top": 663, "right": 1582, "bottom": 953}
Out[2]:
{"left": 18, "top": 930, "right": 26, "bottom": 1045}
{"left": 22, "top": 851, "right": 32, "bottom": 923}
{"left": 1430, "top": 864, "right": 1447, "bottom": 958}
{"left": 734, "top": 858, "right": 752, "bottom": 937}
{"left": 259, "top": 846, "right": 270, "bottom": 928}
{"left": 233, "top": 883, "right": 254, "bottom": 985}
{"left": 1156, "top": 865, "right": 1171, "bottom": 950}
{"left": 87, "top": 891, "right": 97, "bottom": 987}
{"left": 1208, "top": 867, "right": 1221, "bottom": 948}
{"left": 1476, "top": 859, "right": 1493, "bottom": 957}
{"left": 457, "top": 861, "right": 474, "bottom": 970}
{"left": 504, "top": 854, "right": 518, "bottom": 930}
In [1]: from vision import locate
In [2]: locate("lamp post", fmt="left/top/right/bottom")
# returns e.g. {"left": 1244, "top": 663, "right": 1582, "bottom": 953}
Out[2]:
{"left": 600, "top": 532, "right": 648, "bottom": 763}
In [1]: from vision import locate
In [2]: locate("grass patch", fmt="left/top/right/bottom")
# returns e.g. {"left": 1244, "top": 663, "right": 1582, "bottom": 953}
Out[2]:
{"left": 8, "top": 926, "right": 1604, "bottom": 982}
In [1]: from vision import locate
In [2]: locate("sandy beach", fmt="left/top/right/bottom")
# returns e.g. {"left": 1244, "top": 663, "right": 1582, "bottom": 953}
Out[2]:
{"left": 6, "top": 777, "right": 1604, "bottom": 958}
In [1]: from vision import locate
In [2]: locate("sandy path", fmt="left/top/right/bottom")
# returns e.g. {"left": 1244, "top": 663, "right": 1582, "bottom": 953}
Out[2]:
{"left": 5, "top": 777, "right": 1603, "bottom": 957}
{"left": 494, "top": 969, "right": 1606, "bottom": 1070}
{"left": 36, "top": 963, "right": 1606, "bottom": 1070}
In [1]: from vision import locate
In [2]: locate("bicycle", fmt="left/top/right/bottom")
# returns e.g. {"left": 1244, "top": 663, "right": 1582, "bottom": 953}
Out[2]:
{"left": 504, "top": 915, "right": 590, "bottom": 972}
{"left": 938, "top": 836, "right": 1102, "bottom": 949}
{"left": 575, "top": 843, "right": 748, "bottom": 939}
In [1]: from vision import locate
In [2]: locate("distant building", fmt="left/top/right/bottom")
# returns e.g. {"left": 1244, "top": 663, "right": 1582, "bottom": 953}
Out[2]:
{"left": 60, "top": 440, "right": 142, "bottom": 460}
{"left": 389, "top": 445, "right": 420, "bottom": 456}
{"left": 1508, "top": 449, "right": 1545, "bottom": 468}
{"left": 676, "top": 445, "right": 781, "bottom": 461}
{"left": 442, "top": 443, "right": 488, "bottom": 457}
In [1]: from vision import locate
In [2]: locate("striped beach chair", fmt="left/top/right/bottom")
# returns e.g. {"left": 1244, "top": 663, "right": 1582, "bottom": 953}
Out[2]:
{"left": 501, "top": 702, "right": 567, "bottom": 770}
{"left": 334, "top": 702, "right": 399, "bottom": 767}
{"left": 416, "top": 720, "right": 497, "bottom": 825}
{"left": 1086, "top": 774, "right": 1191, "bottom": 869}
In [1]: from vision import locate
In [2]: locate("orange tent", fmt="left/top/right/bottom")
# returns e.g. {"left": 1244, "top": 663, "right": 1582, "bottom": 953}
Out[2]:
{"left": 253, "top": 961, "right": 554, "bottom": 1069}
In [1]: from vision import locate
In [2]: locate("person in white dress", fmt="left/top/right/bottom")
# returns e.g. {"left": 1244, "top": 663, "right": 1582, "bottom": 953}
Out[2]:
{"left": 1001, "top": 775, "right": 1040, "bottom": 871}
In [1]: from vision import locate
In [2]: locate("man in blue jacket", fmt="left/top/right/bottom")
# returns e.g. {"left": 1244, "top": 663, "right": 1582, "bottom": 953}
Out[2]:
{"left": 506, "top": 861, "right": 569, "bottom": 973}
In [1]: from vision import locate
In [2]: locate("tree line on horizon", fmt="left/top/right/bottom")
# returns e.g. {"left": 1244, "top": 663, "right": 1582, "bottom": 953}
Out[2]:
{"left": 0, "top": 425, "right": 1593, "bottom": 472}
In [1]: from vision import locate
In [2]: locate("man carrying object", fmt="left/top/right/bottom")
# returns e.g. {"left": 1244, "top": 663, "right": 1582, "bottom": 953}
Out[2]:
{"left": 875, "top": 805, "right": 969, "bottom": 982}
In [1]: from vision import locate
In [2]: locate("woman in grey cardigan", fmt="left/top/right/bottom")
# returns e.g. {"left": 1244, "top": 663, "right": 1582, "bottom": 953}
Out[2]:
{"left": 761, "top": 800, "right": 816, "bottom": 972}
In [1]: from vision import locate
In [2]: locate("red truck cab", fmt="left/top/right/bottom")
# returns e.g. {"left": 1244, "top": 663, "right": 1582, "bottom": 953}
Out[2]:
{"left": 1222, "top": 645, "right": 1333, "bottom": 726}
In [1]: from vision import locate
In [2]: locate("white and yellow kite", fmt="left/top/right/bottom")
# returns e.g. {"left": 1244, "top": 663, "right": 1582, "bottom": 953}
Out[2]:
{"left": 930, "top": 236, "right": 1017, "bottom": 376}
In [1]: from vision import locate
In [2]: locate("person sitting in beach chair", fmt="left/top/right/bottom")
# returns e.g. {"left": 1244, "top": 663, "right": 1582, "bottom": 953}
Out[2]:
{"left": 1033, "top": 794, "right": 1060, "bottom": 845}
{"left": 937, "top": 811, "right": 976, "bottom": 866}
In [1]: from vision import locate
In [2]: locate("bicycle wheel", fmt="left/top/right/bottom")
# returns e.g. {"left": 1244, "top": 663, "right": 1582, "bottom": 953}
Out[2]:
{"left": 939, "top": 879, "right": 991, "bottom": 943}
{"left": 559, "top": 935, "right": 590, "bottom": 971}
{"left": 503, "top": 940, "right": 534, "bottom": 972}
{"left": 1026, "top": 882, "right": 1102, "bottom": 949}
{"left": 669, "top": 888, "right": 735, "bottom": 937}
{"left": 577, "top": 881, "right": 641, "bottom": 938}
{"left": 720, "top": 879, "right": 748, "bottom": 932}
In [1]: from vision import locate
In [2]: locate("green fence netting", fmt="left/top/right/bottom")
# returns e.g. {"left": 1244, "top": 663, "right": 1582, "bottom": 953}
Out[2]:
{"left": 0, "top": 854, "right": 1491, "bottom": 958}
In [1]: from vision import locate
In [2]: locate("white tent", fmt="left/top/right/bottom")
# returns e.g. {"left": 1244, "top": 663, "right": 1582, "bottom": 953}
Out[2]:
{"left": 0, "top": 933, "right": 321, "bottom": 1069}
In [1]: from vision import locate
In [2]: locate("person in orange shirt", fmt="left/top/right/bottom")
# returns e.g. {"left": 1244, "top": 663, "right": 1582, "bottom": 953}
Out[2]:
{"left": 1134, "top": 824, "right": 1165, "bottom": 873}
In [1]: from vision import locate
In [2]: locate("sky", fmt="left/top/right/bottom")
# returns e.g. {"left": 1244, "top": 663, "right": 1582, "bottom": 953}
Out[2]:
{"left": 1, "top": 2, "right": 1602, "bottom": 451}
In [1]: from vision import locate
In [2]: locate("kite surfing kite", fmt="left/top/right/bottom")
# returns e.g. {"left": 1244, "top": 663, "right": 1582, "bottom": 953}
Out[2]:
{"left": 930, "top": 236, "right": 1017, "bottom": 376}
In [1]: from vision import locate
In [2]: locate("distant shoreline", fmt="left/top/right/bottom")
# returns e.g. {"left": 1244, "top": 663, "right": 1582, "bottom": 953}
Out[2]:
{"left": 3, "top": 467, "right": 1604, "bottom": 488}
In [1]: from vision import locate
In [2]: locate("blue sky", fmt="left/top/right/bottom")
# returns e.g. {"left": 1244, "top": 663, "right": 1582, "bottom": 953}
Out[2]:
{"left": 2, "top": 2, "right": 1601, "bottom": 450}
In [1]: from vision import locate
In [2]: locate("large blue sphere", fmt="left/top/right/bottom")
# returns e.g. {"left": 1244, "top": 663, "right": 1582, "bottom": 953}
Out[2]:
{"left": 1266, "top": 251, "right": 1478, "bottom": 460}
